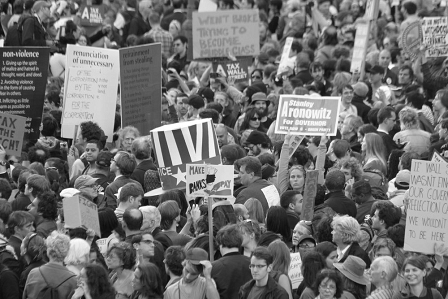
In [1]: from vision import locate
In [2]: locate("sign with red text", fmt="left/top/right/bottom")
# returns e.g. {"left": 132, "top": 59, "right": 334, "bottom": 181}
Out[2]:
{"left": 274, "top": 95, "right": 340, "bottom": 136}
{"left": 0, "top": 112, "right": 26, "bottom": 156}
{"left": 186, "top": 164, "right": 234, "bottom": 197}
{"left": 63, "top": 195, "right": 101, "bottom": 236}
{"left": 405, "top": 160, "right": 448, "bottom": 254}
{"left": 422, "top": 17, "right": 448, "bottom": 57}
{"left": 192, "top": 9, "right": 260, "bottom": 59}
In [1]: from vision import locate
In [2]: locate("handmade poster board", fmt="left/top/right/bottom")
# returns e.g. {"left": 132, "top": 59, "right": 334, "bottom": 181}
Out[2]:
{"left": 421, "top": 17, "right": 448, "bottom": 57}
{"left": 274, "top": 95, "right": 340, "bottom": 136}
{"left": 192, "top": 9, "right": 260, "bottom": 59}
{"left": 186, "top": 164, "right": 234, "bottom": 197}
{"left": 63, "top": 195, "right": 101, "bottom": 236}
{"left": 0, "top": 112, "right": 26, "bottom": 156}
{"left": 289, "top": 252, "right": 303, "bottom": 289}
{"left": 277, "top": 37, "right": 294, "bottom": 76}
{"left": 0, "top": 47, "right": 50, "bottom": 141}
{"left": 62, "top": 45, "right": 119, "bottom": 142}
{"left": 119, "top": 44, "right": 162, "bottom": 134}
{"left": 404, "top": 160, "right": 448, "bottom": 254}
{"left": 431, "top": 150, "right": 448, "bottom": 165}
{"left": 401, "top": 21, "right": 423, "bottom": 61}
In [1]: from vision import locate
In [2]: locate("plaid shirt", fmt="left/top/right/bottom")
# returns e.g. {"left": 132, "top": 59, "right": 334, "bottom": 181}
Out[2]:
{"left": 145, "top": 26, "right": 173, "bottom": 57}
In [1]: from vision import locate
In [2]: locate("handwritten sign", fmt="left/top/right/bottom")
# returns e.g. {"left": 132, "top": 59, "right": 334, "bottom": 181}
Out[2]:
{"left": 96, "top": 238, "right": 107, "bottom": 256}
{"left": 186, "top": 164, "right": 233, "bottom": 197}
{"left": 0, "top": 112, "right": 26, "bottom": 156}
{"left": 351, "top": 22, "right": 369, "bottom": 74}
{"left": 63, "top": 195, "right": 101, "bottom": 236}
{"left": 301, "top": 170, "right": 319, "bottom": 221}
{"left": 120, "top": 44, "right": 162, "bottom": 134}
{"left": 421, "top": 17, "right": 448, "bottom": 57}
{"left": 192, "top": 9, "right": 260, "bottom": 59}
{"left": 212, "top": 57, "right": 252, "bottom": 84}
{"left": 274, "top": 95, "right": 340, "bottom": 136}
{"left": 261, "top": 185, "right": 280, "bottom": 207}
{"left": 62, "top": 45, "right": 119, "bottom": 142}
{"left": 431, "top": 150, "right": 448, "bottom": 165}
{"left": 404, "top": 160, "right": 448, "bottom": 254}
{"left": 288, "top": 252, "right": 303, "bottom": 289}
{"left": 0, "top": 47, "right": 49, "bottom": 141}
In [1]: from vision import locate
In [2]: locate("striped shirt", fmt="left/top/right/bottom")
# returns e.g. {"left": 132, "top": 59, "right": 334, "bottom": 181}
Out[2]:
{"left": 367, "top": 285, "right": 394, "bottom": 299}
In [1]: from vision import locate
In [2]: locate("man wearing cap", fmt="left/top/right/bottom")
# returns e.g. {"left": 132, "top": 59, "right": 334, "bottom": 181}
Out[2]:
{"left": 75, "top": 175, "right": 100, "bottom": 204}
{"left": 351, "top": 82, "right": 371, "bottom": 124}
{"left": 18, "top": 0, "right": 55, "bottom": 46}
{"left": 164, "top": 248, "right": 219, "bottom": 299}
{"left": 181, "top": 94, "right": 205, "bottom": 122}
{"left": 351, "top": 180, "right": 377, "bottom": 224}
{"left": 239, "top": 246, "right": 288, "bottom": 299}
{"left": 245, "top": 131, "right": 272, "bottom": 157}
{"left": 130, "top": 137, "right": 157, "bottom": 187}
{"left": 369, "top": 65, "right": 392, "bottom": 105}
{"left": 389, "top": 170, "right": 410, "bottom": 207}
{"left": 91, "top": 151, "right": 114, "bottom": 198}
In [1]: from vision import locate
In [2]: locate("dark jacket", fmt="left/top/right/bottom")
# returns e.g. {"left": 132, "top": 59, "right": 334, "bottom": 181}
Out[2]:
{"left": 11, "top": 193, "right": 31, "bottom": 211}
{"left": 324, "top": 190, "right": 357, "bottom": 218}
{"left": 18, "top": 15, "right": 47, "bottom": 46}
{"left": 0, "top": 264, "right": 20, "bottom": 299}
{"left": 128, "top": 13, "right": 150, "bottom": 37}
{"left": 239, "top": 274, "right": 289, "bottom": 299}
{"left": 377, "top": 131, "right": 399, "bottom": 160}
{"left": 152, "top": 227, "right": 173, "bottom": 251}
{"left": 212, "top": 252, "right": 252, "bottom": 299}
{"left": 351, "top": 94, "right": 371, "bottom": 124}
{"left": 130, "top": 159, "right": 157, "bottom": 188}
{"left": 104, "top": 176, "right": 140, "bottom": 209}
{"left": 339, "top": 242, "right": 371, "bottom": 268}
{"left": 235, "top": 178, "right": 278, "bottom": 215}
{"left": 160, "top": 11, "right": 186, "bottom": 31}
{"left": 286, "top": 210, "right": 300, "bottom": 232}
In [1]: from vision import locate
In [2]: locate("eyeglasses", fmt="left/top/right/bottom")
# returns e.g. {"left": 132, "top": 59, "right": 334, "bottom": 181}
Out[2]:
{"left": 45, "top": 166, "right": 58, "bottom": 171}
{"left": 249, "top": 264, "right": 267, "bottom": 269}
{"left": 251, "top": 117, "right": 261, "bottom": 121}
{"left": 319, "top": 284, "right": 336, "bottom": 290}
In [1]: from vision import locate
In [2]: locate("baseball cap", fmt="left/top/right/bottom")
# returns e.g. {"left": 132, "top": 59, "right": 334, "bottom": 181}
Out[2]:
{"left": 185, "top": 248, "right": 208, "bottom": 264}
{"left": 33, "top": 1, "right": 51, "bottom": 12}
{"left": 395, "top": 170, "right": 410, "bottom": 188}
{"left": 96, "top": 151, "right": 113, "bottom": 168}
{"left": 74, "top": 175, "right": 99, "bottom": 190}
{"left": 368, "top": 65, "right": 385, "bottom": 75}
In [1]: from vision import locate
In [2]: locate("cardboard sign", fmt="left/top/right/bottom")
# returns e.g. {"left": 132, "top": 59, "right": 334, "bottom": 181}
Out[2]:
{"left": 421, "top": 17, "right": 448, "bottom": 57}
{"left": 277, "top": 37, "right": 294, "bottom": 76}
{"left": 186, "top": 164, "right": 234, "bottom": 197}
{"left": 63, "top": 195, "right": 101, "bottom": 236}
{"left": 96, "top": 238, "right": 107, "bottom": 256}
{"left": 0, "top": 47, "right": 49, "bottom": 141}
{"left": 288, "top": 252, "right": 303, "bottom": 289}
{"left": 404, "top": 160, "right": 448, "bottom": 254}
{"left": 119, "top": 44, "right": 162, "bottom": 135}
{"left": 301, "top": 170, "right": 319, "bottom": 221}
{"left": 212, "top": 57, "right": 252, "bottom": 84}
{"left": 0, "top": 112, "right": 26, "bottom": 156}
{"left": 150, "top": 119, "right": 221, "bottom": 191}
{"left": 261, "top": 185, "right": 280, "bottom": 207}
{"left": 351, "top": 22, "right": 369, "bottom": 74}
{"left": 431, "top": 150, "right": 448, "bottom": 165}
{"left": 274, "top": 95, "right": 341, "bottom": 136}
{"left": 192, "top": 9, "right": 260, "bottom": 59}
{"left": 401, "top": 21, "right": 423, "bottom": 61}
{"left": 62, "top": 45, "right": 119, "bottom": 142}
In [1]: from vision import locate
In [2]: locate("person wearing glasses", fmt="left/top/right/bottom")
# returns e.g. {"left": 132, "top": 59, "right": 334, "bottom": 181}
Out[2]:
{"left": 239, "top": 107, "right": 267, "bottom": 135}
{"left": 239, "top": 246, "right": 288, "bottom": 299}
{"left": 312, "top": 269, "right": 344, "bottom": 299}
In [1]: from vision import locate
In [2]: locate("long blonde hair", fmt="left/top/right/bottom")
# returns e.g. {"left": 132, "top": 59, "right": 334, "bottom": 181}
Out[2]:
{"left": 364, "top": 133, "right": 387, "bottom": 170}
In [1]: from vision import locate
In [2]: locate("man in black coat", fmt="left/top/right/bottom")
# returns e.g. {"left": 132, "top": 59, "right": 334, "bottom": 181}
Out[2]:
{"left": 18, "top": 1, "right": 54, "bottom": 46}
{"left": 324, "top": 170, "right": 357, "bottom": 218}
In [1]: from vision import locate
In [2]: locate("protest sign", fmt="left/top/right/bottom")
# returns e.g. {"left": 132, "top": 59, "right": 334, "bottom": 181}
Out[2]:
{"left": 364, "top": 0, "right": 379, "bottom": 20}
{"left": 63, "top": 195, "right": 101, "bottom": 236}
{"left": 288, "top": 252, "right": 303, "bottom": 289}
{"left": 198, "top": 0, "right": 217, "bottom": 12}
{"left": 186, "top": 164, "right": 234, "bottom": 197}
{"left": 301, "top": 170, "right": 319, "bottom": 221}
{"left": 212, "top": 57, "right": 252, "bottom": 84}
{"left": 62, "top": 45, "right": 119, "bottom": 142}
{"left": 120, "top": 44, "right": 162, "bottom": 135}
{"left": 277, "top": 37, "right": 294, "bottom": 76}
{"left": 404, "top": 160, "right": 448, "bottom": 254}
{"left": 0, "top": 112, "right": 26, "bottom": 156}
{"left": 431, "top": 150, "right": 448, "bottom": 165}
{"left": 96, "top": 238, "right": 107, "bottom": 256}
{"left": 401, "top": 21, "right": 423, "bottom": 61}
{"left": 78, "top": 3, "right": 107, "bottom": 35}
{"left": 261, "top": 185, "right": 280, "bottom": 207}
{"left": 149, "top": 119, "right": 221, "bottom": 193}
{"left": 421, "top": 17, "right": 448, "bottom": 57}
{"left": 351, "top": 22, "right": 369, "bottom": 74}
{"left": 274, "top": 95, "right": 340, "bottom": 136}
{"left": 0, "top": 47, "right": 50, "bottom": 141}
{"left": 192, "top": 9, "right": 260, "bottom": 59}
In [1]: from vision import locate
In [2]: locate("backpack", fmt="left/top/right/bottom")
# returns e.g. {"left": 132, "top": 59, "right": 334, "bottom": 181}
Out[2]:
{"left": 362, "top": 169, "right": 389, "bottom": 200}
{"left": 37, "top": 267, "right": 75, "bottom": 299}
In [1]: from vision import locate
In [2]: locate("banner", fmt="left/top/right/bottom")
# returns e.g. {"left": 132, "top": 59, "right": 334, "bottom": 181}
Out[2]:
{"left": 404, "top": 160, "right": 448, "bottom": 254}
{"left": 119, "top": 44, "right": 162, "bottom": 135}
{"left": 0, "top": 112, "right": 26, "bottom": 156}
{"left": 431, "top": 150, "right": 448, "bottom": 165}
{"left": 274, "top": 95, "right": 340, "bottom": 136}
{"left": 192, "top": 9, "right": 260, "bottom": 59}
{"left": 421, "top": 17, "right": 448, "bottom": 57}
{"left": 351, "top": 22, "right": 369, "bottom": 74}
{"left": 78, "top": 4, "right": 107, "bottom": 35}
{"left": 0, "top": 47, "right": 50, "bottom": 141}
{"left": 212, "top": 57, "right": 252, "bottom": 84}
{"left": 150, "top": 119, "right": 221, "bottom": 191}
{"left": 62, "top": 45, "right": 119, "bottom": 142}
{"left": 63, "top": 195, "right": 101, "bottom": 236}
{"left": 288, "top": 252, "right": 303, "bottom": 289}
{"left": 186, "top": 164, "right": 234, "bottom": 197}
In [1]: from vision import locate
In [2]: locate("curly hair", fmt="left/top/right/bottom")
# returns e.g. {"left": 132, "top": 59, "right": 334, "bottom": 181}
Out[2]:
{"left": 37, "top": 191, "right": 58, "bottom": 220}
{"left": 84, "top": 264, "right": 116, "bottom": 298}
{"left": 107, "top": 242, "right": 136, "bottom": 270}
{"left": 136, "top": 262, "right": 164, "bottom": 298}
{"left": 315, "top": 215, "right": 334, "bottom": 243}
{"left": 331, "top": 215, "right": 361, "bottom": 244}
{"left": 118, "top": 126, "right": 140, "bottom": 150}
{"left": 46, "top": 157, "right": 69, "bottom": 190}
{"left": 46, "top": 231, "right": 71, "bottom": 262}
{"left": 80, "top": 121, "right": 103, "bottom": 143}
{"left": 399, "top": 107, "right": 419, "bottom": 130}
{"left": 313, "top": 269, "right": 344, "bottom": 298}
{"left": 340, "top": 157, "right": 363, "bottom": 182}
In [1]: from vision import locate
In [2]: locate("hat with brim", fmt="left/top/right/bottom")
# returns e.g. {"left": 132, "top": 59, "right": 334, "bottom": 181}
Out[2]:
{"left": 334, "top": 256, "right": 369, "bottom": 285}
{"left": 186, "top": 248, "right": 208, "bottom": 264}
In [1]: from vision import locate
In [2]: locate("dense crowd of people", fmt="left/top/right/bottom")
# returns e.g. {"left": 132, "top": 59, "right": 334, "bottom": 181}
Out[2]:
{"left": 1, "top": 0, "right": 448, "bottom": 298}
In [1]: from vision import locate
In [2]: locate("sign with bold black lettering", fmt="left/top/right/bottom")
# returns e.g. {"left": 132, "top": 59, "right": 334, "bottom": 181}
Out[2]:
{"left": 422, "top": 17, "right": 448, "bottom": 58}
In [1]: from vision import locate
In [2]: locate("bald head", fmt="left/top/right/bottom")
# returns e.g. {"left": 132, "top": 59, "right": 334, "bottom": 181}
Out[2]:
{"left": 379, "top": 49, "right": 391, "bottom": 68}
{"left": 123, "top": 208, "right": 143, "bottom": 232}
{"left": 216, "top": 124, "right": 229, "bottom": 148}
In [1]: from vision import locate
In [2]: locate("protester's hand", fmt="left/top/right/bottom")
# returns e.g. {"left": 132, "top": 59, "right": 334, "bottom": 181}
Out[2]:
{"left": 186, "top": 205, "right": 192, "bottom": 222}
{"left": 191, "top": 204, "right": 201, "bottom": 223}
{"left": 69, "top": 145, "right": 80, "bottom": 159}
{"left": 71, "top": 287, "right": 85, "bottom": 299}
{"left": 165, "top": 90, "right": 176, "bottom": 106}
{"left": 215, "top": 76, "right": 228, "bottom": 88}
{"left": 102, "top": 24, "right": 112, "bottom": 34}
{"left": 284, "top": 131, "right": 292, "bottom": 145}
{"left": 200, "top": 260, "right": 213, "bottom": 279}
